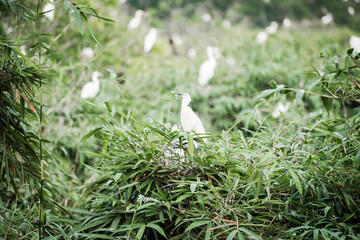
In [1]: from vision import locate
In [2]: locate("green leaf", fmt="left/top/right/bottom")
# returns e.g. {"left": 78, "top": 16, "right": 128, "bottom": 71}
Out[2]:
{"left": 296, "top": 90, "right": 304, "bottom": 102}
{"left": 354, "top": 152, "right": 360, "bottom": 167}
{"left": 63, "top": 0, "right": 71, "bottom": 13}
{"left": 136, "top": 224, "right": 146, "bottom": 239}
{"left": 190, "top": 183, "right": 197, "bottom": 193}
{"left": 239, "top": 227, "right": 263, "bottom": 240}
{"left": 255, "top": 85, "right": 285, "bottom": 104}
{"left": 106, "top": 68, "right": 117, "bottom": 81}
{"left": 74, "top": 9, "right": 83, "bottom": 35}
{"left": 105, "top": 102, "right": 112, "bottom": 113}
{"left": 147, "top": 223, "right": 167, "bottom": 238}
{"left": 226, "top": 230, "right": 237, "bottom": 240}
{"left": 288, "top": 169, "right": 303, "bottom": 196}
{"left": 81, "top": 127, "right": 102, "bottom": 142}
{"left": 184, "top": 220, "right": 211, "bottom": 232}
{"left": 321, "top": 97, "right": 333, "bottom": 114}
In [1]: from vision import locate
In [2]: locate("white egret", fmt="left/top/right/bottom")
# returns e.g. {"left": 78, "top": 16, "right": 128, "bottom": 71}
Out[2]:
{"left": 348, "top": 7, "right": 355, "bottom": 16}
{"left": 266, "top": 21, "right": 278, "bottom": 34}
{"left": 81, "top": 71, "right": 101, "bottom": 99}
{"left": 202, "top": 13, "right": 212, "bottom": 22}
{"left": 80, "top": 47, "right": 94, "bottom": 60}
{"left": 188, "top": 48, "right": 197, "bottom": 58}
{"left": 177, "top": 93, "right": 206, "bottom": 141}
{"left": 256, "top": 31, "right": 268, "bottom": 44}
{"left": 321, "top": 13, "right": 333, "bottom": 25}
{"left": 283, "top": 18, "right": 291, "bottom": 28}
{"left": 222, "top": 19, "right": 231, "bottom": 29}
{"left": 350, "top": 36, "right": 360, "bottom": 52}
{"left": 198, "top": 46, "right": 220, "bottom": 86}
{"left": 144, "top": 28, "right": 158, "bottom": 53}
{"left": 43, "top": 0, "right": 55, "bottom": 22}
{"left": 127, "top": 10, "right": 144, "bottom": 30}
{"left": 272, "top": 102, "right": 291, "bottom": 118}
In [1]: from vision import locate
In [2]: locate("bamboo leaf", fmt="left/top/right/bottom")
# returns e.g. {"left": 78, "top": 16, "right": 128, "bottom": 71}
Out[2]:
{"left": 81, "top": 127, "right": 102, "bottom": 142}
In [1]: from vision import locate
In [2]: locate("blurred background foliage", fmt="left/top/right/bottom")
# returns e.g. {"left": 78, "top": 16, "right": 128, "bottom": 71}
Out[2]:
{"left": 1, "top": 0, "right": 360, "bottom": 239}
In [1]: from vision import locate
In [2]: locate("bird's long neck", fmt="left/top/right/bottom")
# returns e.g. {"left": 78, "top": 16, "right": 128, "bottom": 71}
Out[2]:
{"left": 208, "top": 49, "right": 216, "bottom": 65}
{"left": 92, "top": 76, "right": 99, "bottom": 85}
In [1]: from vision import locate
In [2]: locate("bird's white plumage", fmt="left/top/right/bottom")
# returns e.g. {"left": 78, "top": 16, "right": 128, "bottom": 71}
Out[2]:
{"left": 256, "top": 31, "right": 268, "bottom": 44}
{"left": 222, "top": 19, "right": 231, "bottom": 29}
{"left": 80, "top": 47, "right": 94, "bottom": 59}
{"left": 198, "top": 46, "right": 219, "bottom": 86}
{"left": 283, "top": 18, "right": 291, "bottom": 28}
{"left": 179, "top": 93, "right": 206, "bottom": 138}
{"left": 144, "top": 28, "right": 158, "bottom": 53}
{"left": 272, "top": 102, "right": 291, "bottom": 118}
{"left": 266, "top": 21, "right": 278, "bottom": 34}
{"left": 43, "top": 0, "right": 55, "bottom": 22}
{"left": 321, "top": 13, "right": 333, "bottom": 25}
{"left": 350, "top": 36, "right": 360, "bottom": 52}
{"left": 348, "top": 7, "right": 355, "bottom": 16}
{"left": 81, "top": 71, "right": 101, "bottom": 99}
{"left": 127, "top": 10, "right": 144, "bottom": 30}
{"left": 202, "top": 13, "right": 212, "bottom": 22}
{"left": 188, "top": 48, "right": 197, "bottom": 58}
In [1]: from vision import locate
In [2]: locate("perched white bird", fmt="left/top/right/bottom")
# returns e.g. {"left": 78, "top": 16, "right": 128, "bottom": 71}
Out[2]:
{"left": 43, "top": 0, "right": 55, "bottom": 22}
{"left": 81, "top": 71, "right": 101, "bottom": 99}
{"left": 188, "top": 48, "right": 197, "bottom": 58}
{"left": 222, "top": 19, "right": 231, "bottom": 29}
{"left": 144, "top": 28, "right": 158, "bottom": 53}
{"left": 350, "top": 36, "right": 360, "bottom": 52}
{"left": 283, "top": 18, "right": 291, "bottom": 28}
{"left": 348, "top": 7, "right": 355, "bottom": 16}
{"left": 198, "top": 46, "right": 220, "bottom": 86}
{"left": 256, "top": 31, "right": 268, "bottom": 44}
{"left": 177, "top": 93, "right": 206, "bottom": 140}
{"left": 321, "top": 13, "right": 333, "bottom": 25}
{"left": 202, "top": 13, "right": 212, "bottom": 22}
{"left": 266, "top": 21, "right": 278, "bottom": 34}
{"left": 80, "top": 47, "right": 94, "bottom": 60}
{"left": 127, "top": 10, "right": 144, "bottom": 30}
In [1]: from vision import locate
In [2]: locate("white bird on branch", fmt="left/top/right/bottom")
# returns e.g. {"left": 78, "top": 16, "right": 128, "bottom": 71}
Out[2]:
{"left": 81, "top": 71, "right": 101, "bottom": 99}
{"left": 198, "top": 46, "right": 220, "bottom": 86}
{"left": 127, "top": 10, "right": 144, "bottom": 30}
{"left": 177, "top": 93, "right": 206, "bottom": 142}
{"left": 144, "top": 28, "right": 158, "bottom": 53}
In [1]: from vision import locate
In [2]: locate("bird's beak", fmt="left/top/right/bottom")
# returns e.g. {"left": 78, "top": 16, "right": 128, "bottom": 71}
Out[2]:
{"left": 176, "top": 93, "right": 184, "bottom": 96}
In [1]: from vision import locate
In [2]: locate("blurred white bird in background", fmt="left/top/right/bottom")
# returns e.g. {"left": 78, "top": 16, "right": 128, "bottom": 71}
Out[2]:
{"left": 266, "top": 21, "right": 278, "bottom": 34}
{"left": 202, "top": 13, "right": 212, "bottom": 22}
{"left": 350, "top": 36, "right": 360, "bottom": 52}
{"left": 81, "top": 71, "right": 101, "bottom": 99}
{"left": 80, "top": 47, "right": 94, "bottom": 60}
{"left": 256, "top": 31, "right": 268, "bottom": 44}
{"left": 144, "top": 28, "right": 158, "bottom": 53}
{"left": 283, "top": 18, "right": 292, "bottom": 28}
{"left": 127, "top": 10, "right": 144, "bottom": 30}
{"left": 188, "top": 48, "right": 197, "bottom": 58}
{"left": 171, "top": 33, "right": 183, "bottom": 46}
{"left": 222, "top": 19, "right": 231, "bottom": 29}
{"left": 43, "top": 0, "right": 55, "bottom": 22}
{"left": 272, "top": 102, "right": 291, "bottom": 118}
{"left": 177, "top": 93, "right": 206, "bottom": 141}
{"left": 321, "top": 13, "right": 333, "bottom": 25}
{"left": 348, "top": 7, "right": 355, "bottom": 16}
{"left": 198, "top": 46, "right": 220, "bottom": 86}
